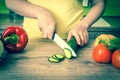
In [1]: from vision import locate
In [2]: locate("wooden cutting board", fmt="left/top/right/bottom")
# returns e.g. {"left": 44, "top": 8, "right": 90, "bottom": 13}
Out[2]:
{"left": 0, "top": 38, "right": 120, "bottom": 80}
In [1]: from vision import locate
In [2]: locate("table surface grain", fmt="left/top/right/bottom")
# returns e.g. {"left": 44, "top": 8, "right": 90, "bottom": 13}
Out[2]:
{"left": 0, "top": 38, "right": 120, "bottom": 80}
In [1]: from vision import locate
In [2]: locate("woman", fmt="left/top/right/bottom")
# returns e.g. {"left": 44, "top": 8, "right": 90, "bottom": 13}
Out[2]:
{"left": 5, "top": 0, "right": 106, "bottom": 46}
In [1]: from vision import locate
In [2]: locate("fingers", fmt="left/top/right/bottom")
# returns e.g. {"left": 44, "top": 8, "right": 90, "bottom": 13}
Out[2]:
{"left": 40, "top": 24, "right": 55, "bottom": 40}
{"left": 78, "top": 30, "right": 88, "bottom": 46}
{"left": 42, "top": 28, "right": 47, "bottom": 38}
{"left": 37, "top": 9, "right": 56, "bottom": 40}
{"left": 84, "top": 30, "right": 88, "bottom": 44}
{"left": 68, "top": 30, "right": 81, "bottom": 45}
{"left": 67, "top": 32, "right": 72, "bottom": 41}
{"left": 47, "top": 26, "right": 55, "bottom": 39}
{"left": 68, "top": 28, "right": 89, "bottom": 46}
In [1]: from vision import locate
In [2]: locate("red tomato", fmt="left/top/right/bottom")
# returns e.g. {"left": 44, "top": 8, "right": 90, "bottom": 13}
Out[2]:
{"left": 92, "top": 44, "right": 112, "bottom": 63}
{"left": 112, "top": 50, "right": 120, "bottom": 69}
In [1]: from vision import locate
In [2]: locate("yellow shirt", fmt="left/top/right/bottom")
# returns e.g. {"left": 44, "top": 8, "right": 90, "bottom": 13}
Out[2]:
{"left": 23, "top": 0, "right": 84, "bottom": 39}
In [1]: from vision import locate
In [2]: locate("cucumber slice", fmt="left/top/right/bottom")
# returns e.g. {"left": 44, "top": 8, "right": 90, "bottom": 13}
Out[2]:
{"left": 55, "top": 53, "right": 65, "bottom": 61}
{"left": 48, "top": 56, "right": 59, "bottom": 63}
{"left": 52, "top": 55, "right": 58, "bottom": 59}
{"left": 64, "top": 48, "right": 72, "bottom": 59}
{"left": 48, "top": 53, "right": 65, "bottom": 63}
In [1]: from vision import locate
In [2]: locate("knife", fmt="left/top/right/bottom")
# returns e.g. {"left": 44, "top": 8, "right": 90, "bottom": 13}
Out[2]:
{"left": 52, "top": 33, "right": 77, "bottom": 57}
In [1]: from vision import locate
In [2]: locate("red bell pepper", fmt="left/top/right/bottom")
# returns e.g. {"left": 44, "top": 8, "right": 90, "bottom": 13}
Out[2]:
{"left": 1, "top": 26, "right": 28, "bottom": 53}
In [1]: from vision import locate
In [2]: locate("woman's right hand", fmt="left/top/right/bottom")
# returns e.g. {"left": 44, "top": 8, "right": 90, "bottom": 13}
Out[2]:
{"left": 37, "top": 8, "right": 56, "bottom": 40}
{"left": 5, "top": 0, "right": 56, "bottom": 40}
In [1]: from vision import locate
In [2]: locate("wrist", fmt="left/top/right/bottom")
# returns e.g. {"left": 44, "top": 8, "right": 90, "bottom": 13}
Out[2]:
{"left": 82, "top": 22, "right": 89, "bottom": 29}
{"left": 78, "top": 21, "right": 89, "bottom": 29}
{"left": 36, "top": 7, "right": 47, "bottom": 19}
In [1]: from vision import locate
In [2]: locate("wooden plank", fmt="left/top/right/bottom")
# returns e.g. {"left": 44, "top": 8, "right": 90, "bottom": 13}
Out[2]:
{"left": 0, "top": 39, "right": 120, "bottom": 80}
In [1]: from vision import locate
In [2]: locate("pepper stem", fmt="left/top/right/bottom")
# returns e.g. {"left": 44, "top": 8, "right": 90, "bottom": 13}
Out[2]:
{"left": 4, "top": 34, "right": 19, "bottom": 44}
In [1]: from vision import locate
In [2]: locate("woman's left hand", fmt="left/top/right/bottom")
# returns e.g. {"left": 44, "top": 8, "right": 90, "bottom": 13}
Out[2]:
{"left": 67, "top": 22, "right": 89, "bottom": 46}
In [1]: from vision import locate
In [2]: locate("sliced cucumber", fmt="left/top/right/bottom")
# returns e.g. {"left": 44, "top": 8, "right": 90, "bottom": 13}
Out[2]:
{"left": 48, "top": 56, "right": 59, "bottom": 63}
{"left": 52, "top": 55, "right": 58, "bottom": 59}
{"left": 64, "top": 48, "right": 72, "bottom": 59}
{"left": 63, "top": 37, "right": 78, "bottom": 58}
{"left": 48, "top": 53, "right": 65, "bottom": 63}
{"left": 55, "top": 53, "right": 65, "bottom": 61}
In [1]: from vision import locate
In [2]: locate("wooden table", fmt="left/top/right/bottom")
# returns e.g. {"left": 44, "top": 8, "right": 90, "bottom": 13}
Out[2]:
{"left": 0, "top": 38, "right": 120, "bottom": 80}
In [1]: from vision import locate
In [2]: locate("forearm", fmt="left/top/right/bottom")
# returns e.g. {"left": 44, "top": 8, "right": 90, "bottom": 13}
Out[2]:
{"left": 80, "top": 0, "right": 106, "bottom": 29}
{"left": 5, "top": 0, "right": 48, "bottom": 18}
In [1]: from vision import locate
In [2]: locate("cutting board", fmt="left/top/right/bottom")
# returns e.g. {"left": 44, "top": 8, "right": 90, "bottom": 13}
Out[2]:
{"left": 0, "top": 38, "right": 120, "bottom": 80}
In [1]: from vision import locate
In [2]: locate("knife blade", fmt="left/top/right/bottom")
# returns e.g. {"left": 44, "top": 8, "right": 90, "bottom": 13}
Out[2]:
{"left": 52, "top": 33, "right": 77, "bottom": 57}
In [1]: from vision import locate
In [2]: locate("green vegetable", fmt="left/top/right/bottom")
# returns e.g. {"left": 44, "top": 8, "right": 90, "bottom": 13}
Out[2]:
{"left": 54, "top": 53, "right": 65, "bottom": 60}
{"left": 48, "top": 37, "right": 79, "bottom": 63}
{"left": 48, "top": 53, "right": 65, "bottom": 63}
{"left": 64, "top": 37, "right": 78, "bottom": 58}
{"left": 94, "top": 34, "right": 115, "bottom": 47}
{"left": 48, "top": 56, "right": 59, "bottom": 63}
{"left": 98, "top": 37, "right": 120, "bottom": 51}
{"left": 52, "top": 55, "right": 58, "bottom": 60}
{"left": 0, "top": 40, "right": 5, "bottom": 61}
{"left": 67, "top": 37, "right": 78, "bottom": 52}
{"left": 64, "top": 48, "right": 72, "bottom": 59}
{"left": 94, "top": 34, "right": 120, "bottom": 51}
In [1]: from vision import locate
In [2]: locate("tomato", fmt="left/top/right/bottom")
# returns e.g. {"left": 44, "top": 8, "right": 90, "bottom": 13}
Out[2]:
{"left": 92, "top": 44, "right": 112, "bottom": 63}
{"left": 112, "top": 50, "right": 120, "bottom": 69}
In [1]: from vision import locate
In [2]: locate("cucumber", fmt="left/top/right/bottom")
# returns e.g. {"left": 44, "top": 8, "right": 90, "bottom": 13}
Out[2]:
{"left": 67, "top": 37, "right": 78, "bottom": 52}
{"left": 64, "top": 37, "right": 78, "bottom": 59}
{"left": 0, "top": 40, "right": 5, "bottom": 61}
{"left": 48, "top": 37, "right": 78, "bottom": 63}
{"left": 55, "top": 53, "right": 65, "bottom": 61}
{"left": 0, "top": 41, "right": 4, "bottom": 57}
{"left": 48, "top": 56, "right": 59, "bottom": 63}
{"left": 52, "top": 55, "right": 58, "bottom": 60}
{"left": 64, "top": 48, "right": 72, "bottom": 59}
{"left": 48, "top": 53, "right": 65, "bottom": 63}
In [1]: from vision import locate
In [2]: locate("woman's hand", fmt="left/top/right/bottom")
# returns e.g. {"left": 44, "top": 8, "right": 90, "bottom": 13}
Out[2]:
{"left": 37, "top": 9, "right": 56, "bottom": 40}
{"left": 67, "top": 22, "right": 89, "bottom": 46}
{"left": 67, "top": 0, "right": 106, "bottom": 46}
{"left": 5, "top": 0, "right": 56, "bottom": 40}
